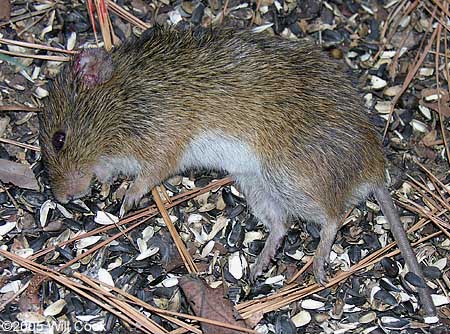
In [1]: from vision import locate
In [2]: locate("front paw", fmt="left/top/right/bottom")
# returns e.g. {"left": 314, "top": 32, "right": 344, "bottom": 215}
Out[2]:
{"left": 119, "top": 183, "right": 147, "bottom": 217}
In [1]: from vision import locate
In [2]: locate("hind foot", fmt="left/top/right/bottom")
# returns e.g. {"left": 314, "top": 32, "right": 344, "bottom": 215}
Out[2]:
{"left": 312, "top": 220, "right": 339, "bottom": 286}
{"left": 249, "top": 224, "right": 288, "bottom": 282}
{"left": 250, "top": 242, "right": 276, "bottom": 282}
{"left": 313, "top": 254, "right": 330, "bottom": 286}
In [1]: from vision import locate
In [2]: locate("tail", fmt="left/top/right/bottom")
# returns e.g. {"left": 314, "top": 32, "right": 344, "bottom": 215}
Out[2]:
{"left": 374, "top": 186, "right": 436, "bottom": 318}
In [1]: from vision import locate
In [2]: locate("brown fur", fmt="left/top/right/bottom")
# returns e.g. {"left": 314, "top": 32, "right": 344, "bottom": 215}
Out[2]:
{"left": 39, "top": 26, "right": 435, "bottom": 317}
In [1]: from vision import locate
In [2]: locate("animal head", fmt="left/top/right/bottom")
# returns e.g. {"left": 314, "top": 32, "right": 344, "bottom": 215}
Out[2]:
{"left": 39, "top": 48, "right": 125, "bottom": 202}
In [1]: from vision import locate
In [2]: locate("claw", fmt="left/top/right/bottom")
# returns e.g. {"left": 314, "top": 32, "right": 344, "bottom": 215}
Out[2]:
{"left": 313, "top": 256, "right": 329, "bottom": 286}
{"left": 249, "top": 257, "right": 269, "bottom": 283}
{"left": 119, "top": 194, "right": 136, "bottom": 218}
{"left": 249, "top": 245, "right": 278, "bottom": 283}
{"left": 119, "top": 203, "right": 128, "bottom": 218}
{"left": 119, "top": 182, "right": 147, "bottom": 217}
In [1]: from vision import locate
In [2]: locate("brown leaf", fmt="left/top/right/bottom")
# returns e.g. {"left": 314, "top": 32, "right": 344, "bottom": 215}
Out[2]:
{"left": 178, "top": 276, "right": 250, "bottom": 334}
{"left": 420, "top": 129, "right": 436, "bottom": 147}
{"left": 0, "top": 159, "right": 39, "bottom": 190}
{"left": 244, "top": 311, "right": 264, "bottom": 329}
{"left": 18, "top": 274, "right": 46, "bottom": 313}
{"left": 414, "top": 143, "right": 437, "bottom": 161}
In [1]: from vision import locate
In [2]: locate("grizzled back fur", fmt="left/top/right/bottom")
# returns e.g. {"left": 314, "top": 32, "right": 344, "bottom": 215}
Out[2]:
{"left": 39, "top": 26, "right": 385, "bottom": 213}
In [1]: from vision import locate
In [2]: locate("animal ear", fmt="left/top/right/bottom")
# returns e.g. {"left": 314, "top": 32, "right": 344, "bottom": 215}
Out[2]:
{"left": 73, "top": 48, "right": 114, "bottom": 86}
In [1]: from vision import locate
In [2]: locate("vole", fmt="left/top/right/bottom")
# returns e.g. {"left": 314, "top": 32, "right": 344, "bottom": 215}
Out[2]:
{"left": 38, "top": 26, "right": 436, "bottom": 317}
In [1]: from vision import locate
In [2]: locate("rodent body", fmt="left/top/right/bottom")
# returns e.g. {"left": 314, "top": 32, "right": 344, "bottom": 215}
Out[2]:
{"left": 39, "top": 26, "right": 436, "bottom": 317}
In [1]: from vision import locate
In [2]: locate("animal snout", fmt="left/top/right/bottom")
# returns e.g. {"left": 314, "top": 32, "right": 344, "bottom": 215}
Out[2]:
{"left": 54, "top": 192, "right": 77, "bottom": 204}
{"left": 52, "top": 170, "right": 92, "bottom": 203}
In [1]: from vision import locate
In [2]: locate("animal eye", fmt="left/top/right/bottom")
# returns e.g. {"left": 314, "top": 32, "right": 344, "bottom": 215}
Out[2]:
{"left": 52, "top": 131, "right": 66, "bottom": 152}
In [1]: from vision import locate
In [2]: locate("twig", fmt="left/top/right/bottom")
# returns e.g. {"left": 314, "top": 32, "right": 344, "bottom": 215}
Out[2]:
{"left": 0, "top": 182, "right": 20, "bottom": 211}
{"left": 405, "top": 175, "right": 450, "bottom": 212}
{"left": 0, "top": 279, "right": 29, "bottom": 312}
{"left": 76, "top": 273, "right": 201, "bottom": 334}
{"left": 422, "top": 2, "right": 450, "bottom": 34}
{"left": 219, "top": 0, "right": 230, "bottom": 24}
{"left": 75, "top": 274, "right": 168, "bottom": 333}
{"left": 57, "top": 217, "right": 152, "bottom": 271}
{"left": 106, "top": 0, "right": 150, "bottom": 30}
{"left": 382, "top": 10, "right": 439, "bottom": 139}
{"left": 415, "top": 158, "right": 450, "bottom": 197}
{"left": 250, "top": 0, "right": 262, "bottom": 26}
{"left": 0, "top": 37, "right": 77, "bottom": 54}
{"left": 0, "top": 250, "right": 163, "bottom": 334}
{"left": 76, "top": 272, "right": 257, "bottom": 333}
{"left": 87, "top": 0, "right": 99, "bottom": 45}
{"left": 94, "top": 0, "right": 114, "bottom": 50}
{"left": 0, "top": 105, "right": 40, "bottom": 112}
{"left": 435, "top": 19, "right": 450, "bottom": 165}
{"left": 445, "top": 25, "right": 450, "bottom": 88}
{"left": 396, "top": 195, "right": 450, "bottom": 239}
{"left": 29, "top": 177, "right": 233, "bottom": 261}
{"left": 0, "top": 138, "right": 40, "bottom": 151}
{"left": 0, "top": 49, "right": 69, "bottom": 61}
{"left": 287, "top": 208, "right": 353, "bottom": 284}
{"left": 0, "top": 8, "right": 54, "bottom": 27}
{"left": 388, "top": 28, "right": 410, "bottom": 80}
{"left": 286, "top": 257, "right": 313, "bottom": 284}
{"left": 373, "top": 0, "right": 417, "bottom": 61}
{"left": 237, "top": 231, "right": 442, "bottom": 317}
{"left": 152, "top": 186, "right": 198, "bottom": 274}
{"left": 431, "top": 0, "right": 450, "bottom": 18}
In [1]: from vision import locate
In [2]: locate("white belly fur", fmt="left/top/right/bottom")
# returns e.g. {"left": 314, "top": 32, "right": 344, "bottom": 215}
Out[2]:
{"left": 178, "top": 132, "right": 332, "bottom": 225}
{"left": 179, "top": 132, "right": 262, "bottom": 177}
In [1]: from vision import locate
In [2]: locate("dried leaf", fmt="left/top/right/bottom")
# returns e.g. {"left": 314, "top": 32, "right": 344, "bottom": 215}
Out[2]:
{"left": 178, "top": 276, "right": 250, "bottom": 333}
{"left": 18, "top": 274, "right": 46, "bottom": 313}
{"left": 420, "top": 129, "right": 437, "bottom": 147}
{"left": 0, "top": 159, "right": 39, "bottom": 190}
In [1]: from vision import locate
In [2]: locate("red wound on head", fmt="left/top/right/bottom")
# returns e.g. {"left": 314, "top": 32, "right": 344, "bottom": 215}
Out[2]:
{"left": 73, "top": 48, "right": 114, "bottom": 86}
